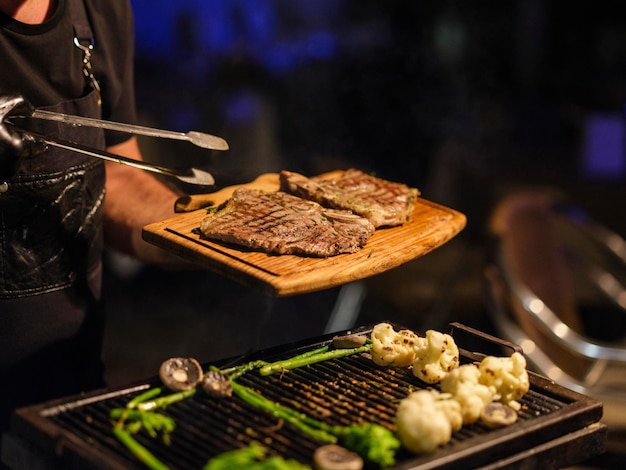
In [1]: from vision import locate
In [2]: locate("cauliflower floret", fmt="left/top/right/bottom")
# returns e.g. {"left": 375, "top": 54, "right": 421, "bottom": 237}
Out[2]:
{"left": 440, "top": 364, "right": 494, "bottom": 425}
{"left": 434, "top": 393, "right": 463, "bottom": 434}
{"left": 478, "top": 352, "right": 530, "bottom": 410}
{"left": 412, "top": 330, "right": 460, "bottom": 384}
{"left": 370, "top": 323, "right": 419, "bottom": 367}
{"left": 394, "top": 389, "right": 462, "bottom": 454}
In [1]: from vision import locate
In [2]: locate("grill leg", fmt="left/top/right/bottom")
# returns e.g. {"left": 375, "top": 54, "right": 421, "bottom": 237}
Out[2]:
{"left": 324, "top": 281, "right": 366, "bottom": 334}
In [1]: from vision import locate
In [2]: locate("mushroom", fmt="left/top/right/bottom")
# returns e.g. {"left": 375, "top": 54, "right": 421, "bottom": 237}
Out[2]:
{"left": 159, "top": 357, "right": 203, "bottom": 391}
{"left": 313, "top": 444, "right": 363, "bottom": 470}
{"left": 201, "top": 370, "right": 233, "bottom": 398}
{"left": 480, "top": 402, "right": 518, "bottom": 428}
{"left": 332, "top": 334, "right": 367, "bottom": 349}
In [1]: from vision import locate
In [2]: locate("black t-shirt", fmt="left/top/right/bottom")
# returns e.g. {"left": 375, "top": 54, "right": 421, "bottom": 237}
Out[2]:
{"left": 0, "top": 0, "right": 137, "bottom": 147}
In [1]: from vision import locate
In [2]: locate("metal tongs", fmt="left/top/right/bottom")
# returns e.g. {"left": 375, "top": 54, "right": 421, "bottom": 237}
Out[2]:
{"left": 10, "top": 107, "right": 228, "bottom": 187}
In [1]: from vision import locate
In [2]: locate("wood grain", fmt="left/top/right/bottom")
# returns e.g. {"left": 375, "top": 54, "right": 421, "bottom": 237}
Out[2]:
{"left": 143, "top": 173, "right": 466, "bottom": 296}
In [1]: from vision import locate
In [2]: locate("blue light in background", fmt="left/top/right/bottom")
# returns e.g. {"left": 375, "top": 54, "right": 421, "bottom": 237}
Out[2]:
{"left": 307, "top": 31, "right": 337, "bottom": 60}
{"left": 130, "top": 0, "right": 338, "bottom": 72}
{"left": 224, "top": 91, "right": 259, "bottom": 125}
{"left": 130, "top": 0, "right": 181, "bottom": 57}
{"left": 580, "top": 113, "right": 626, "bottom": 180}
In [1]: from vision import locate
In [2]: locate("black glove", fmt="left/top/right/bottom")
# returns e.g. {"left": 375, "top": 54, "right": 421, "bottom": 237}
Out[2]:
{"left": 0, "top": 94, "right": 43, "bottom": 173}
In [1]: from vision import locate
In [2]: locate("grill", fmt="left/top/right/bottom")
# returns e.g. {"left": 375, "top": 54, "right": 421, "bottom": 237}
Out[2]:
{"left": 4, "top": 323, "right": 606, "bottom": 469}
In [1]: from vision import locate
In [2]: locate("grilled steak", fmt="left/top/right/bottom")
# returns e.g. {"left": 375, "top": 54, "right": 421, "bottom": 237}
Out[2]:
{"left": 199, "top": 188, "right": 375, "bottom": 257}
{"left": 279, "top": 169, "right": 420, "bottom": 227}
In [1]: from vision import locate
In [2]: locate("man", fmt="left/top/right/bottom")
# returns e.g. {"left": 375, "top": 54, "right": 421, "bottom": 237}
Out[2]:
{"left": 0, "top": 0, "right": 189, "bottom": 433}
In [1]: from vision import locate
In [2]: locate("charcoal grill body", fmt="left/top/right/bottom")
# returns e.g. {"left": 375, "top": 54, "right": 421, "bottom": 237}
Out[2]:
{"left": 2, "top": 324, "right": 607, "bottom": 469}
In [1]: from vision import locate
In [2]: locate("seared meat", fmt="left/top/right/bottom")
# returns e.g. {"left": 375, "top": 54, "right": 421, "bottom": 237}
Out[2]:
{"left": 199, "top": 188, "right": 375, "bottom": 257}
{"left": 280, "top": 169, "right": 420, "bottom": 227}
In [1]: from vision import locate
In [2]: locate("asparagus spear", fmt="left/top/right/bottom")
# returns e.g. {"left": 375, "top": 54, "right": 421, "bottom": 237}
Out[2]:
{"left": 136, "top": 388, "right": 197, "bottom": 411}
{"left": 231, "top": 380, "right": 400, "bottom": 467}
{"left": 258, "top": 344, "right": 372, "bottom": 376}
{"left": 112, "top": 428, "right": 169, "bottom": 470}
{"left": 231, "top": 381, "right": 337, "bottom": 443}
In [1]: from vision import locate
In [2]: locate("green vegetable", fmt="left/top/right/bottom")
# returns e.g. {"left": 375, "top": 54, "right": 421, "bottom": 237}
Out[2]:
{"left": 113, "top": 428, "right": 169, "bottom": 470}
{"left": 258, "top": 344, "right": 372, "bottom": 376}
{"left": 216, "top": 341, "right": 371, "bottom": 379}
{"left": 136, "top": 388, "right": 197, "bottom": 411}
{"left": 110, "top": 339, "right": 389, "bottom": 470}
{"left": 231, "top": 380, "right": 400, "bottom": 467}
{"left": 127, "top": 387, "right": 164, "bottom": 408}
{"left": 110, "top": 408, "right": 175, "bottom": 442}
{"left": 203, "top": 442, "right": 310, "bottom": 470}
{"left": 220, "top": 360, "right": 268, "bottom": 380}
{"left": 110, "top": 388, "right": 180, "bottom": 470}
{"left": 334, "top": 422, "right": 400, "bottom": 468}
{"left": 231, "top": 381, "right": 336, "bottom": 443}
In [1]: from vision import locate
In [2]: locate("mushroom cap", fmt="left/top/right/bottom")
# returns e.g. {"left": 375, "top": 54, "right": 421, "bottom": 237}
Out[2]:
{"left": 201, "top": 370, "right": 233, "bottom": 398}
{"left": 480, "top": 402, "right": 518, "bottom": 428}
{"left": 159, "top": 357, "right": 203, "bottom": 391}
{"left": 332, "top": 334, "right": 367, "bottom": 349}
{"left": 313, "top": 444, "right": 363, "bottom": 470}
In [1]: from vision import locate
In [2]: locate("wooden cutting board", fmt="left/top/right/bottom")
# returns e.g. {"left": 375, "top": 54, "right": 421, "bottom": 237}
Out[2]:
{"left": 143, "top": 172, "right": 466, "bottom": 296}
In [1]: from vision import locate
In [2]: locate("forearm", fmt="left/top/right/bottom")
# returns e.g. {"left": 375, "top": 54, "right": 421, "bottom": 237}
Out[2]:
{"left": 102, "top": 138, "right": 189, "bottom": 266}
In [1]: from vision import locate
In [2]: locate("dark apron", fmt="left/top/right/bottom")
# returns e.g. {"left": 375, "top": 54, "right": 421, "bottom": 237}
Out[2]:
{"left": 0, "top": 0, "right": 107, "bottom": 431}
{"left": 0, "top": 94, "right": 105, "bottom": 298}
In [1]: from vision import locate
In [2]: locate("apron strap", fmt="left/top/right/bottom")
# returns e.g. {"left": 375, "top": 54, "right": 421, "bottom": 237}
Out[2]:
{"left": 68, "top": 0, "right": 102, "bottom": 105}
{"left": 68, "top": 0, "right": 92, "bottom": 42}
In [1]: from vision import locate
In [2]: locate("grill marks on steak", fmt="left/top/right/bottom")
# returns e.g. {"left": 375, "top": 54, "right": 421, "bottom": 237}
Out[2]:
{"left": 279, "top": 169, "right": 420, "bottom": 227}
{"left": 199, "top": 188, "right": 375, "bottom": 257}
{"left": 199, "top": 170, "right": 418, "bottom": 257}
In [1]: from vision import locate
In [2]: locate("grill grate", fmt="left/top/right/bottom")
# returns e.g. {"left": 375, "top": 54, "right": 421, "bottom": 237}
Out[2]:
{"left": 10, "top": 324, "right": 605, "bottom": 469}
